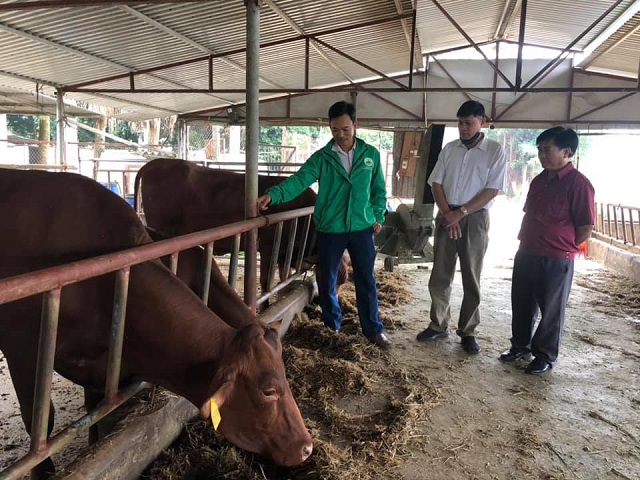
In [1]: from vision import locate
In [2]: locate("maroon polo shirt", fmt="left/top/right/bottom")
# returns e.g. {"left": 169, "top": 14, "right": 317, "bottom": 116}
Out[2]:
{"left": 518, "top": 162, "right": 595, "bottom": 259}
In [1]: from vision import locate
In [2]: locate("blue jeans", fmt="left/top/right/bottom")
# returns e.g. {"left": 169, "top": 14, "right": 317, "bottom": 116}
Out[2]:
{"left": 316, "top": 228, "right": 384, "bottom": 338}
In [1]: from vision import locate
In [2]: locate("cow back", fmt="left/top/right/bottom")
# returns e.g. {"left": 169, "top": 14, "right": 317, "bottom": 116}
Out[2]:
{"left": 0, "top": 169, "right": 150, "bottom": 262}
{"left": 136, "top": 158, "right": 318, "bottom": 274}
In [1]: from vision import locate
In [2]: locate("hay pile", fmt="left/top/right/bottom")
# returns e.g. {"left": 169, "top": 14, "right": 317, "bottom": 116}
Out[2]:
{"left": 142, "top": 271, "right": 439, "bottom": 480}
{"left": 575, "top": 270, "right": 640, "bottom": 320}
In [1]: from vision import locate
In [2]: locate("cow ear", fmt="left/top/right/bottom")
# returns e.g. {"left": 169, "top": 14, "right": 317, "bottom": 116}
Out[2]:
{"left": 199, "top": 381, "right": 234, "bottom": 418}
{"left": 267, "top": 319, "right": 283, "bottom": 334}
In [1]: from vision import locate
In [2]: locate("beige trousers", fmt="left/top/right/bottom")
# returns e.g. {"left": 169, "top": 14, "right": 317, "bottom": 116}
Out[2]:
{"left": 428, "top": 209, "right": 490, "bottom": 337}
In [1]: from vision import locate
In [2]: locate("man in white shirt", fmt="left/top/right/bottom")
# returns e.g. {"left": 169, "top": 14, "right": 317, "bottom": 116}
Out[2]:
{"left": 416, "top": 100, "right": 507, "bottom": 354}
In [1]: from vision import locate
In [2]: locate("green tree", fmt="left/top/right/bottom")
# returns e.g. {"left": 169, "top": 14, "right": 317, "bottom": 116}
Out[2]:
{"left": 485, "top": 128, "right": 543, "bottom": 197}
{"left": 259, "top": 126, "right": 282, "bottom": 145}
{"left": 357, "top": 128, "right": 394, "bottom": 151}
{"left": 110, "top": 120, "right": 138, "bottom": 143}
{"left": 6, "top": 115, "right": 39, "bottom": 139}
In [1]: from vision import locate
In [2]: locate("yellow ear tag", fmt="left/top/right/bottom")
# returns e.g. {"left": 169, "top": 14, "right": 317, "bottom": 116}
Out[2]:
{"left": 210, "top": 399, "right": 221, "bottom": 430}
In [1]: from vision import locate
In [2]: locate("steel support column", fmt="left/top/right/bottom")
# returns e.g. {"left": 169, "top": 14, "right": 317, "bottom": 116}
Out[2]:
{"left": 244, "top": 0, "right": 261, "bottom": 313}
{"left": 55, "top": 89, "right": 65, "bottom": 165}
{"left": 515, "top": 0, "right": 527, "bottom": 90}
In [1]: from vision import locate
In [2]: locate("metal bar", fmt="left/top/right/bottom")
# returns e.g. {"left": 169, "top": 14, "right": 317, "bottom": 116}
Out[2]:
{"left": 295, "top": 215, "right": 312, "bottom": 272}
{"left": 599, "top": 202, "right": 604, "bottom": 233}
{"left": 2, "top": 381, "right": 147, "bottom": 480}
{"left": 583, "top": 22, "right": 640, "bottom": 70}
{"left": 621, "top": 207, "right": 628, "bottom": 244}
{"left": 495, "top": 54, "right": 568, "bottom": 120}
{"left": 408, "top": 9, "right": 417, "bottom": 91}
{"left": 495, "top": 0, "right": 518, "bottom": 39}
{"left": 367, "top": 91, "right": 422, "bottom": 120}
{"left": 129, "top": 73, "right": 135, "bottom": 91}
{"left": 200, "top": 242, "right": 214, "bottom": 304}
{"left": 606, "top": 204, "right": 612, "bottom": 236}
{"left": 491, "top": 42, "right": 499, "bottom": 120}
{"left": 105, "top": 268, "right": 130, "bottom": 401}
{"left": 0, "top": 208, "right": 314, "bottom": 306}
{"left": 432, "top": 57, "right": 472, "bottom": 101}
{"left": 500, "top": 38, "right": 582, "bottom": 53}
{"left": 228, "top": 234, "right": 241, "bottom": 289}
{"left": 256, "top": 269, "right": 309, "bottom": 306}
{"left": 267, "top": 222, "right": 284, "bottom": 292}
{"left": 68, "top": 85, "right": 640, "bottom": 94}
{"left": 430, "top": 0, "right": 515, "bottom": 89}
{"left": 244, "top": 0, "right": 261, "bottom": 313}
{"left": 281, "top": 218, "right": 298, "bottom": 282}
{"left": 630, "top": 208, "right": 637, "bottom": 246}
{"left": 304, "top": 37, "right": 309, "bottom": 90}
{"left": 425, "top": 39, "right": 497, "bottom": 56}
{"left": 0, "top": 0, "right": 207, "bottom": 9}
{"left": 169, "top": 251, "right": 179, "bottom": 275}
{"left": 570, "top": 92, "right": 637, "bottom": 121}
{"left": 515, "top": 0, "right": 527, "bottom": 90}
{"left": 55, "top": 89, "right": 65, "bottom": 166}
{"left": 523, "top": 0, "right": 625, "bottom": 89}
{"left": 311, "top": 36, "right": 409, "bottom": 90}
{"left": 29, "top": 289, "right": 61, "bottom": 453}
{"left": 567, "top": 60, "right": 575, "bottom": 121}
{"left": 613, "top": 205, "right": 619, "bottom": 240}
{"left": 63, "top": 12, "right": 412, "bottom": 90}
{"left": 208, "top": 55, "right": 213, "bottom": 91}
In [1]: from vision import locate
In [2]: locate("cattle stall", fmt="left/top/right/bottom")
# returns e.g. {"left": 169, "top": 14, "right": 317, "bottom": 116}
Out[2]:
{"left": 0, "top": 205, "right": 316, "bottom": 480}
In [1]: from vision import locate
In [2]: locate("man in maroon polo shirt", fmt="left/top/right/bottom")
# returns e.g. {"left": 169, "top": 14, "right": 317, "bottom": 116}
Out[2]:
{"left": 500, "top": 126, "right": 595, "bottom": 375}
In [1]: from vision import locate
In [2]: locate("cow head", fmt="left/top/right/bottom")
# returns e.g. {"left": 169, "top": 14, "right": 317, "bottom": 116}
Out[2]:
{"left": 200, "top": 323, "right": 312, "bottom": 467}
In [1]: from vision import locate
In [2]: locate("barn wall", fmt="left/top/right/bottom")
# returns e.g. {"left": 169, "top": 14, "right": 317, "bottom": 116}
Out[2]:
{"left": 588, "top": 238, "right": 640, "bottom": 284}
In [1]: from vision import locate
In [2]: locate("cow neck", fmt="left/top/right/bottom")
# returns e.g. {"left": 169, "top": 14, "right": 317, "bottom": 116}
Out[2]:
{"left": 126, "top": 261, "right": 236, "bottom": 406}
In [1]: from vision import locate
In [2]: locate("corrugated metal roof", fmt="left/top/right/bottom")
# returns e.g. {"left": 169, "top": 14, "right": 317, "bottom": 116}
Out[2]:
{"left": 0, "top": 0, "right": 637, "bottom": 121}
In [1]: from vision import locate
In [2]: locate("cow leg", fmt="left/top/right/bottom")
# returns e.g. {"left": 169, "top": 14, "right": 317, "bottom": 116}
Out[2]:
{"left": 258, "top": 248, "right": 273, "bottom": 311}
{"left": 84, "top": 388, "right": 103, "bottom": 445}
{"left": 4, "top": 350, "right": 57, "bottom": 479}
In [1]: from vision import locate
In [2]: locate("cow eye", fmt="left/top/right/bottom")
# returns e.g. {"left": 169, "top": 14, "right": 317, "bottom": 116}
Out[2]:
{"left": 262, "top": 387, "right": 278, "bottom": 400}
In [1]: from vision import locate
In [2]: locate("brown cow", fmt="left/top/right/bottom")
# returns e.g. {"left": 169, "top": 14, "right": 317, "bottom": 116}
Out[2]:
{"left": 146, "top": 226, "right": 254, "bottom": 329}
{"left": 0, "top": 169, "right": 312, "bottom": 478}
{"left": 134, "top": 158, "right": 346, "bottom": 299}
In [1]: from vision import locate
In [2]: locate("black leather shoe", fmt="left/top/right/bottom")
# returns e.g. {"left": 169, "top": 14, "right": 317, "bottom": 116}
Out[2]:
{"left": 369, "top": 333, "right": 392, "bottom": 349}
{"left": 499, "top": 348, "right": 531, "bottom": 362}
{"left": 416, "top": 327, "right": 449, "bottom": 341}
{"left": 525, "top": 357, "right": 552, "bottom": 375}
{"left": 461, "top": 336, "right": 480, "bottom": 354}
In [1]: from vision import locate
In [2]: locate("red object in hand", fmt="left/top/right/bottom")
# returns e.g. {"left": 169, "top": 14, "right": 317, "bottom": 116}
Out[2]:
{"left": 577, "top": 241, "right": 588, "bottom": 258}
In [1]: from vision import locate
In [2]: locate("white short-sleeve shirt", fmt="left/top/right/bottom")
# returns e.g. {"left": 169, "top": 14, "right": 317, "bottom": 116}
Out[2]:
{"left": 427, "top": 135, "right": 507, "bottom": 209}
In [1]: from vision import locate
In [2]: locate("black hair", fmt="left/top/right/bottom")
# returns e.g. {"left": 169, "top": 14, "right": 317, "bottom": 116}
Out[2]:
{"left": 536, "top": 126, "right": 579, "bottom": 158}
{"left": 456, "top": 100, "right": 486, "bottom": 119}
{"left": 328, "top": 101, "right": 356, "bottom": 123}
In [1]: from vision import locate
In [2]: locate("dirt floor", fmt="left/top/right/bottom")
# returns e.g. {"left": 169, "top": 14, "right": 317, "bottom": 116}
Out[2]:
{"left": 1, "top": 199, "right": 639, "bottom": 479}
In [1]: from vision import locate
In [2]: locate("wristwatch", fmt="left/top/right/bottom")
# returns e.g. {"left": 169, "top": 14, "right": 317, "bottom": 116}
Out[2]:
{"left": 460, "top": 206, "right": 469, "bottom": 216}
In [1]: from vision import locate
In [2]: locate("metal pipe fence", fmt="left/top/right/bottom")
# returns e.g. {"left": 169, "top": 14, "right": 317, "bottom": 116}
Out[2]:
{"left": 594, "top": 202, "right": 640, "bottom": 248}
{"left": 0, "top": 206, "right": 315, "bottom": 480}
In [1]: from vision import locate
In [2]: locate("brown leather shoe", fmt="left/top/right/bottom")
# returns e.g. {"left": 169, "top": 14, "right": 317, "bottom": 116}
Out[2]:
{"left": 368, "top": 332, "right": 392, "bottom": 349}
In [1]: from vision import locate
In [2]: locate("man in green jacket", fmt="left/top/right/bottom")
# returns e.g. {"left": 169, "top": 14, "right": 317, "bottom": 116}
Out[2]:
{"left": 256, "top": 101, "right": 391, "bottom": 348}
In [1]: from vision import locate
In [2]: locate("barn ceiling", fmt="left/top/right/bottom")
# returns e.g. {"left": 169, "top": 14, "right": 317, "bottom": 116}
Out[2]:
{"left": 0, "top": 0, "right": 638, "bottom": 128}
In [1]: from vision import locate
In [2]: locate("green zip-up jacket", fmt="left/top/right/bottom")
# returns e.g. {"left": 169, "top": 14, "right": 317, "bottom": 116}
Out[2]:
{"left": 265, "top": 137, "right": 387, "bottom": 234}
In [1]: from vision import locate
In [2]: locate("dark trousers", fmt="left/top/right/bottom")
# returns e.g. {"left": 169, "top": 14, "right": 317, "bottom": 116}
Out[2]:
{"left": 511, "top": 252, "right": 574, "bottom": 363}
{"left": 316, "top": 228, "right": 384, "bottom": 338}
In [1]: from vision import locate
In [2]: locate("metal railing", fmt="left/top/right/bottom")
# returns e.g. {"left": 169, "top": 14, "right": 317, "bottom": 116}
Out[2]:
{"left": 594, "top": 202, "right": 640, "bottom": 248}
{"left": 0, "top": 206, "right": 314, "bottom": 480}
